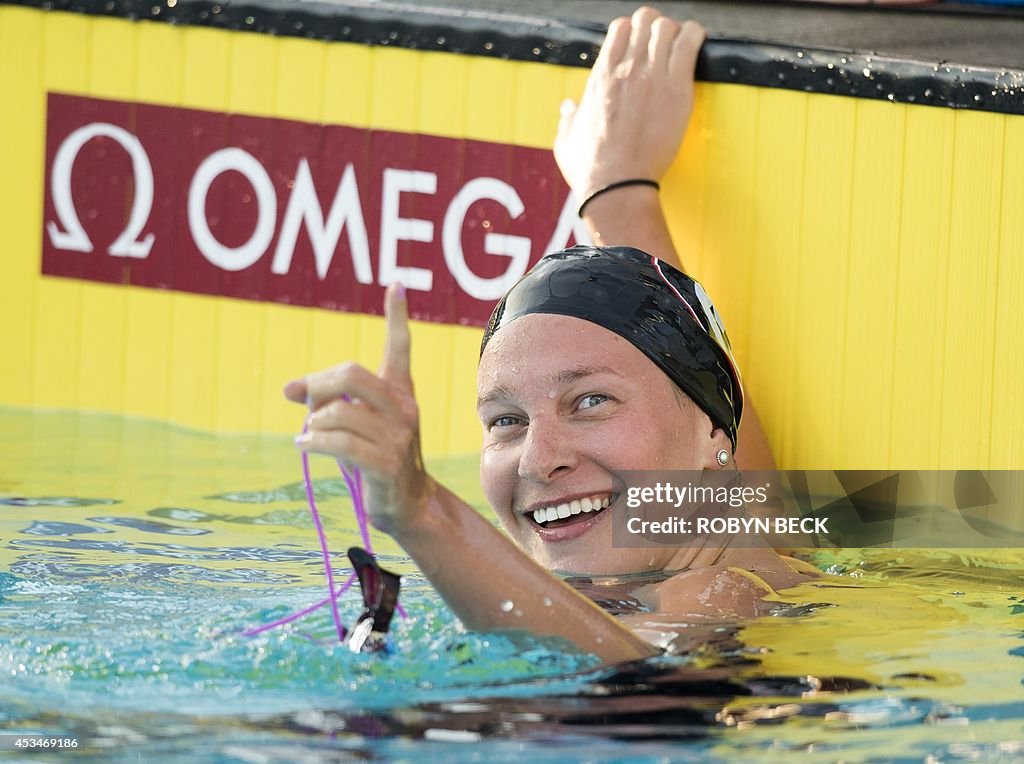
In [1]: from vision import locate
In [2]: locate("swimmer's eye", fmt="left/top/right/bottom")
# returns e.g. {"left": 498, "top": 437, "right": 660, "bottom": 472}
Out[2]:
{"left": 577, "top": 393, "right": 609, "bottom": 411}
{"left": 489, "top": 415, "right": 523, "bottom": 430}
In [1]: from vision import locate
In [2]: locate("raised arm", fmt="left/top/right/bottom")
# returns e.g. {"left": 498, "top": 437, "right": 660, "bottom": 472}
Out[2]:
{"left": 555, "top": 7, "right": 703, "bottom": 270}
{"left": 555, "top": 7, "right": 776, "bottom": 471}
{"left": 286, "top": 285, "right": 657, "bottom": 664}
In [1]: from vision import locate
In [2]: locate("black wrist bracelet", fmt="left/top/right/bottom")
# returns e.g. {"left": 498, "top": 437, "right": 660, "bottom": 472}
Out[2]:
{"left": 577, "top": 179, "right": 660, "bottom": 218}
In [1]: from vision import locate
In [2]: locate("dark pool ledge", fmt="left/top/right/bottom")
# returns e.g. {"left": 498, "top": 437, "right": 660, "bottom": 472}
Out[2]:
{"left": 4, "top": 0, "right": 1024, "bottom": 115}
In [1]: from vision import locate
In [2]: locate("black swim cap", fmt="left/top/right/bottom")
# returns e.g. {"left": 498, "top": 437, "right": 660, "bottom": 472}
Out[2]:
{"left": 480, "top": 246, "right": 744, "bottom": 449}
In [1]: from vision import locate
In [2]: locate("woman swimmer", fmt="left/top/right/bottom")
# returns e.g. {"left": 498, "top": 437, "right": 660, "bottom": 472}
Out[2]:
{"left": 284, "top": 8, "right": 816, "bottom": 664}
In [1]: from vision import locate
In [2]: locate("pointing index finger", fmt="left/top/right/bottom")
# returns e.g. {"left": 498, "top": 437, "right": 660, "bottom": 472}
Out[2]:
{"left": 381, "top": 282, "right": 412, "bottom": 387}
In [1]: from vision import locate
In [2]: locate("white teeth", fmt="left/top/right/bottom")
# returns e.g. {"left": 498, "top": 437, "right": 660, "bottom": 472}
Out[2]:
{"left": 531, "top": 495, "right": 612, "bottom": 525}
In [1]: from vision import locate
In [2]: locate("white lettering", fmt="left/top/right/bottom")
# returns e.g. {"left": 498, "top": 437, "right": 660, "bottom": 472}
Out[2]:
{"left": 378, "top": 168, "right": 436, "bottom": 291}
{"left": 47, "top": 122, "right": 155, "bottom": 258}
{"left": 442, "top": 177, "right": 531, "bottom": 301}
{"left": 188, "top": 148, "right": 276, "bottom": 271}
{"left": 544, "top": 191, "right": 592, "bottom": 254}
{"left": 773, "top": 517, "right": 828, "bottom": 534}
{"left": 696, "top": 517, "right": 770, "bottom": 534}
{"left": 271, "top": 160, "right": 372, "bottom": 283}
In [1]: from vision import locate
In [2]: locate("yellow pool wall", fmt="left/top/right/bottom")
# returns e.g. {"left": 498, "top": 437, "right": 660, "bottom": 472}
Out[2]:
{"left": 1, "top": 6, "right": 1021, "bottom": 470}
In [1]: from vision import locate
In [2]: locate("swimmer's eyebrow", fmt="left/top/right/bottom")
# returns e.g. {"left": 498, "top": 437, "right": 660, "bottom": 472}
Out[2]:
{"left": 477, "top": 384, "right": 516, "bottom": 408}
{"left": 477, "top": 364, "right": 619, "bottom": 408}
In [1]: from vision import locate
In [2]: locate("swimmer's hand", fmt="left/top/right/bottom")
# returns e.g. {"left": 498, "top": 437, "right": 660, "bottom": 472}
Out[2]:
{"left": 284, "top": 284, "right": 430, "bottom": 536}
{"left": 554, "top": 7, "right": 705, "bottom": 205}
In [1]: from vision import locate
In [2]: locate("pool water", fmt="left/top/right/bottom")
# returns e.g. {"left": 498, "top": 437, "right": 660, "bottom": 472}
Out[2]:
{"left": 2, "top": 409, "right": 1023, "bottom": 762}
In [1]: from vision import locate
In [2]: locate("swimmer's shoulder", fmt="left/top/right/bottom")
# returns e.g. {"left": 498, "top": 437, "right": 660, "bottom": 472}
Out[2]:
{"left": 634, "top": 565, "right": 775, "bottom": 619}
{"left": 715, "top": 548, "right": 820, "bottom": 591}
{"left": 632, "top": 553, "right": 819, "bottom": 619}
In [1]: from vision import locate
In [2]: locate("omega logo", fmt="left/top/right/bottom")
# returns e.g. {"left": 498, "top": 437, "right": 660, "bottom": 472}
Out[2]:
{"left": 46, "top": 122, "right": 156, "bottom": 258}
{"left": 42, "top": 102, "right": 587, "bottom": 315}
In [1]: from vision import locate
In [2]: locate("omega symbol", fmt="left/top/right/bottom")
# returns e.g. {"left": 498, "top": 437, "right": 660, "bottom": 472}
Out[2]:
{"left": 46, "top": 122, "right": 155, "bottom": 258}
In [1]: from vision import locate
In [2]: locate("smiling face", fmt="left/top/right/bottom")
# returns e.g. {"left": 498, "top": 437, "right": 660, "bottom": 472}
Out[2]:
{"left": 477, "top": 314, "right": 730, "bottom": 575}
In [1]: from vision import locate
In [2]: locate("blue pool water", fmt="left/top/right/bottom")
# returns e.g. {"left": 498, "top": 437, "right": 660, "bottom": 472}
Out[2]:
{"left": 2, "top": 409, "right": 1023, "bottom": 762}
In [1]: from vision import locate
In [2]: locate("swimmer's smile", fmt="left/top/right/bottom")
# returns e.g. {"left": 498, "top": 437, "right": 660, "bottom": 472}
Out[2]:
{"left": 523, "top": 492, "right": 616, "bottom": 542}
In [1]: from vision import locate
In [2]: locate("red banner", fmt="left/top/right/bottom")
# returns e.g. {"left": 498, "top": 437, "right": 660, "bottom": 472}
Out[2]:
{"left": 41, "top": 93, "right": 586, "bottom": 326}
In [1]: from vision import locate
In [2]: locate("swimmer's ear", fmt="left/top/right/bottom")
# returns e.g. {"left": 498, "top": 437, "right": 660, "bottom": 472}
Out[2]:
{"left": 380, "top": 283, "right": 412, "bottom": 388}
{"left": 702, "top": 426, "right": 733, "bottom": 471}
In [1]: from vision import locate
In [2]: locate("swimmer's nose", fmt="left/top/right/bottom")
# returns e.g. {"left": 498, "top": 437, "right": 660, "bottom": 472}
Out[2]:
{"left": 517, "top": 418, "right": 578, "bottom": 483}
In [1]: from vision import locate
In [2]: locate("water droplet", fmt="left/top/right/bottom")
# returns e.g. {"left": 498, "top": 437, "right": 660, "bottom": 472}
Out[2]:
{"left": 924, "top": 88, "right": 933, "bottom": 98}
{"left": 796, "top": 51, "right": 804, "bottom": 58}
{"left": 862, "top": 68, "right": 872, "bottom": 78}
{"left": 543, "top": 597, "right": 553, "bottom": 607}
{"left": 887, "top": 93, "right": 895, "bottom": 101}
{"left": 841, "top": 57, "right": 848, "bottom": 64}
{"left": 827, "top": 62, "right": 834, "bottom": 70}
{"left": 500, "top": 600, "right": 514, "bottom": 612}
{"left": 974, "top": 94, "right": 982, "bottom": 102}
